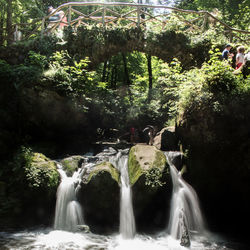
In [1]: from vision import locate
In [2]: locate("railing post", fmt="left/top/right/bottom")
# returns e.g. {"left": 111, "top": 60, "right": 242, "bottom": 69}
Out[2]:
{"left": 229, "top": 30, "right": 233, "bottom": 42}
{"left": 202, "top": 12, "right": 208, "bottom": 31}
{"left": 102, "top": 7, "right": 106, "bottom": 28}
{"left": 137, "top": 7, "right": 141, "bottom": 28}
{"left": 68, "top": 5, "right": 72, "bottom": 26}
{"left": 41, "top": 18, "right": 45, "bottom": 36}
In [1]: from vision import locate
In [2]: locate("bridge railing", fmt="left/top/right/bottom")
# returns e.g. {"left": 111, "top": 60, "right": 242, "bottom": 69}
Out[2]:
{"left": 13, "top": 2, "right": 250, "bottom": 42}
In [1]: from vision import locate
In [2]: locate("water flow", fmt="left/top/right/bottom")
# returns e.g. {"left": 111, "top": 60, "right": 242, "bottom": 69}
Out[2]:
{"left": 166, "top": 152, "right": 205, "bottom": 239}
{"left": 110, "top": 151, "right": 136, "bottom": 239}
{"left": 54, "top": 164, "right": 84, "bottom": 231}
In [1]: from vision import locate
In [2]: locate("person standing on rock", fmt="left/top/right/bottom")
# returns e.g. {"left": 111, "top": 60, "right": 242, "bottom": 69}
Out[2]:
{"left": 143, "top": 125, "right": 156, "bottom": 146}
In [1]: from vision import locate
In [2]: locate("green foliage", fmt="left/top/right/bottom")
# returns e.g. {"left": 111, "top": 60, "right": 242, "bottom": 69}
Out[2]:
{"left": 203, "top": 49, "right": 238, "bottom": 93}
{"left": 176, "top": 48, "right": 250, "bottom": 146}
{"left": 26, "top": 51, "right": 48, "bottom": 70}
{"left": 0, "top": 60, "right": 12, "bottom": 82}
{"left": 44, "top": 50, "right": 96, "bottom": 95}
{"left": 145, "top": 167, "right": 166, "bottom": 188}
{"left": 25, "top": 153, "right": 59, "bottom": 189}
{"left": 176, "top": 0, "right": 249, "bottom": 34}
{"left": 11, "top": 64, "right": 42, "bottom": 89}
{"left": 6, "top": 146, "right": 59, "bottom": 190}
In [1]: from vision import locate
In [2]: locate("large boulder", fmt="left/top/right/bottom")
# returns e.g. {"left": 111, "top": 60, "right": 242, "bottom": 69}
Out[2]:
{"left": 22, "top": 152, "right": 59, "bottom": 226}
{"left": 85, "top": 161, "right": 120, "bottom": 184}
{"left": 153, "top": 127, "right": 179, "bottom": 151}
{"left": 26, "top": 152, "right": 59, "bottom": 190}
{"left": 78, "top": 161, "right": 120, "bottom": 234}
{"left": 128, "top": 145, "right": 171, "bottom": 233}
{"left": 128, "top": 144, "right": 166, "bottom": 186}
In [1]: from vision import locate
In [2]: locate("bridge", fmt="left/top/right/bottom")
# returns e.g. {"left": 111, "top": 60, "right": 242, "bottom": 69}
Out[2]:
{"left": 14, "top": 1, "right": 249, "bottom": 42}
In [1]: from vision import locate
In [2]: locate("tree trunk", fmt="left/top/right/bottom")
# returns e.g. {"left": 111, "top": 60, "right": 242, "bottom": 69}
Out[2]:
{"left": 122, "top": 53, "right": 131, "bottom": 86}
{"left": 147, "top": 54, "right": 153, "bottom": 102}
{"left": 121, "top": 53, "right": 133, "bottom": 104}
{"left": 114, "top": 66, "right": 117, "bottom": 89}
{"left": 6, "top": 0, "right": 13, "bottom": 45}
{"left": 0, "top": 11, "right": 4, "bottom": 46}
{"left": 102, "top": 61, "right": 107, "bottom": 82}
{"left": 111, "top": 66, "right": 115, "bottom": 88}
{"left": 106, "top": 60, "right": 111, "bottom": 83}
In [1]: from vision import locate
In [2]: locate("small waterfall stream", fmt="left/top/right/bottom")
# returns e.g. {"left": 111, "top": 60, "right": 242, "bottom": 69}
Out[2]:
{"left": 54, "top": 164, "right": 85, "bottom": 231}
{"left": 166, "top": 151, "right": 205, "bottom": 241}
{"left": 110, "top": 150, "right": 136, "bottom": 239}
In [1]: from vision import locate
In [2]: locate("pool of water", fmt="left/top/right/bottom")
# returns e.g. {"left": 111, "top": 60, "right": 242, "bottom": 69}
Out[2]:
{"left": 0, "top": 228, "right": 246, "bottom": 250}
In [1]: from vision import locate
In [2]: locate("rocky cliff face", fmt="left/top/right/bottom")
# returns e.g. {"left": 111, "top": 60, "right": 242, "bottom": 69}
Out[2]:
{"left": 176, "top": 101, "right": 250, "bottom": 239}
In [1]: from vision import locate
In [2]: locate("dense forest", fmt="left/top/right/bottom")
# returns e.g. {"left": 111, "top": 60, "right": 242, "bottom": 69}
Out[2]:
{"left": 0, "top": 0, "right": 249, "bottom": 245}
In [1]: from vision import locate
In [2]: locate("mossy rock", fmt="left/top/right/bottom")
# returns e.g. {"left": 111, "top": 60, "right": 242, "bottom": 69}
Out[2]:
{"left": 31, "top": 152, "right": 50, "bottom": 162}
{"left": 87, "top": 161, "right": 120, "bottom": 184}
{"left": 60, "top": 155, "right": 85, "bottom": 177}
{"left": 26, "top": 152, "right": 59, "bottom": 189}
{"left": 128, "top": 145, "right": 166, "bottom": 186}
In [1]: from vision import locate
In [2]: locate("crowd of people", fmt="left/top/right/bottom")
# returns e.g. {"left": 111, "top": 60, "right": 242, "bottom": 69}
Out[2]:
{"left": 222, "top": 44, "right": 249, "bottom": 75}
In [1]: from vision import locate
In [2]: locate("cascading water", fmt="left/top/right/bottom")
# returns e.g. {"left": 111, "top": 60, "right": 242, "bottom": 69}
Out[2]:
{"left": 54, "top": 164, "right": 85, "bottom": 231}
{"left": 110, "top": 150, "right": 136, "bottom": 239}
{"left": 0, "top": 148, "right": 245, "bottom": 249}
{"left": 166, "top": 151, "right": 205, "bottom": 241}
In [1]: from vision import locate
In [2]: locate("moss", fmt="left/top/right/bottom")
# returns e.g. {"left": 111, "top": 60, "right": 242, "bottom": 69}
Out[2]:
{"left": 25, "top": 152, "right": 59, "bottom": 190}
{"left": 128, "top": 145, "right": 167, "bottom": 186}
{"left": 60, "top": 156, "right": 84, "bottom": 177}
{"left": 153, "top": 150, "right": 166, "bottom": 171}
{"left": 87, "top": 162, "right": 120, "bottom": 184}
{"left": 31, "top": 152, "right": 50, "bottom": 162}
{"left": 128, "top": 146, "right": 143, "bottom": 186}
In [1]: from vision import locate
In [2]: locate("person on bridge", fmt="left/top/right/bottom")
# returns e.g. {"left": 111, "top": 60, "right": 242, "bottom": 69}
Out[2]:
{"left": 13, "top": 25, "right": 22, "bottom": 42}
{"left": 47, "top": 6, "right": 67, "bottom": 29}
{"left": 235, "top": 46, "right": 245, "bottom": 70}
{"left": 222, "top": 44, "right": 234, "bottom": 60}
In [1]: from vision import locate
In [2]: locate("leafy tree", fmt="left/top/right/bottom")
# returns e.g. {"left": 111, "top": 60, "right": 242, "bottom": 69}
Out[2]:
{"left": 175, "top": 0, "right": 249, "bottom": 30}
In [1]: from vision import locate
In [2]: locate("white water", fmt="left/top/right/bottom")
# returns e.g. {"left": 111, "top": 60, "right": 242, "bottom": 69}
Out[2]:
{"left": 0, "top": 229, "right": 241, "bottom": 250}
{"left": 54, "top": 165, "right": 84, "bottom": 231}
{"left": 110, "top": 151, "right": 136, "bottom": 239}
{"left": 166, "top": 151, "right": 205, "bottom": 240}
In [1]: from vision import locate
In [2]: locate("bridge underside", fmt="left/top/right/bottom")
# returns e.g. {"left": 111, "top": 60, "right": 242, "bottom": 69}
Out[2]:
{"left": 0, "top": 25, "right": 213, "bottom": 69}
{"left": 64, "top": 26, "right": 201, "bottom": 68}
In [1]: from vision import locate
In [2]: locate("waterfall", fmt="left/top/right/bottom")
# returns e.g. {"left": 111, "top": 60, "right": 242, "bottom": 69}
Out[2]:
{"left": 166, "top": 152, "right": 205, "bottom": 240}
{"left": 54, "top": 165, "right": 84, "bottom": 232}
{"left": 110, "top": 151, "right": 136, "bottom": 239}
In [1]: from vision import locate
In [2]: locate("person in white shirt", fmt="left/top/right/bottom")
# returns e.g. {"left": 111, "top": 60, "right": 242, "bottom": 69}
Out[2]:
{"left": 235, "top": 46, "right": 245, "bottom": 69}
{"left": 13, "top": 25, "right": 22, "bottom": 42}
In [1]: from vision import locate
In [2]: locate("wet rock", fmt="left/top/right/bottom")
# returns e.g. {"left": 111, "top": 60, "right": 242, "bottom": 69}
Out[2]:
{"left": 85, "top": 161, "right": 120, "bottom": 184}
{"left": 129, "top": 145, "right": 171, "bottom": 233}
{"left": 128, "top": 144, "right": 166, "bottom": 186}
{"left": 153, "top": 127, "right": 179, "bottom": 151}
{"left": 60, "top": 155, "right": 86, "bottom": 177}
{"left": 180, "top": 216, "right": 191, "bottom": 247}
{"left": 27, "top": 152, "right": 59, "bottom": 189}
{"left": 79, "top": 166, "right": 120, "bottom": 234}
{"left": 77, "top": 224, "right": 90, "bottom": 233}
